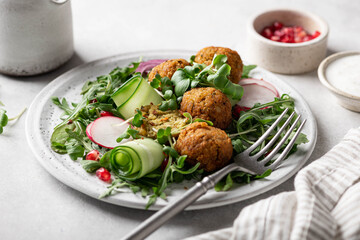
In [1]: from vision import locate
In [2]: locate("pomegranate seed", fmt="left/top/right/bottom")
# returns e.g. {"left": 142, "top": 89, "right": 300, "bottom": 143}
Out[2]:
{"left": 86, "top": 150, "right": 100, "bottom": 161}
{"left": 312, "top": 31, "right": 321, "bottom": 38}
{"left": 302, "top": 36, "right": 312, "bottom": 42}
{"left": 281, "top": 35, "right": 294, "bottom": 43}
{"left": 273, "top": 21, "right": 283, "bottom": 30}
{"left": 261, "top": 21, "right": 320, "bottom": 43}
{"left": 294, "top": 36, "right": 302, "bottom": 43}
{"left": 261, "top": 27, "right": 273, "bottom": 38}
{"left": 274, "top": 30, "right": 284, "bottom": 37}
{"left": 298, "top": 30, "right": 307, "bottom": 38}
{"left": 294, "top": 26, "right": 303, "bottom": 33}
{"left": 270, "top": 36, "right": 281, "bottom": 41}
{"left": 283, "top": 27, "right": 294, "bottom": 35}
{"left": 100, "top": 111, "right": 113, "bottom": 117}
{"left": 161, "top": 157, "right": 169, "bottom": 172}
{"left": 232, "top": 105, "right": 250, "bottom": 119}
{"left": 96, "top": 167, "right": 112, "bottom": 182}
{"left": 89, "top": 99, "right": 97, "bottom": 104}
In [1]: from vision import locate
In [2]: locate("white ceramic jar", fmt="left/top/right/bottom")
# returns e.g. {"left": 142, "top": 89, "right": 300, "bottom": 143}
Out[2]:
{"left": 246, "top": 9, "right": 328, "bottom": 74}
{"left": 0, "top": 0, "right": 73, "bottom": 76}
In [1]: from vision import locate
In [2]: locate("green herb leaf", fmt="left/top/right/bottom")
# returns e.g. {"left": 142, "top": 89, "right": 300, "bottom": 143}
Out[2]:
{"left": 0, "top": 109, "right": 8, "bottom": 128}
{"left": 150, "top": 75, "right": 161, "bottom": 88}
{"left": 183, "top": 112, "right": 192, "bottom": 123}
{"left": 176, "top": 155, "right": 187, "bottom": 168}
{"left": 116, "top": 126, "right": 140, "bottom": 142}
{"left": 133, "top": 109, "right": 144, "bottom": 127}
{"left": 99, "top": 151, "right": 111, "bottom": 169}
{"left": 163, "top": 90, "right": 173, "bottom": 100}
{"left": 254, "top": 169, "right": 272, "bottom": 179}
{"left": 174, "top": 78, "right": 190, "bottom": 97}
{"left": 158, "top": 95, "right": 178, "bottom": 111}
{"left": 50, "top": 123, "right": 76, "bottom": 154}
{"left": 65, "top": 138, "right": 85, "bottom": 160}
{"left": 212, "top": 54, "right": 228, "bottom": 70}
{"left": 163, "top": 146, "right": 179, "bottom": 158}
{"left": 241, "top": 65, "right": 257, "bottom": 79}
{"left": 193, "top": 118, "right": 213, "bottom": 126}
{"left": 80, "top": 160, "right": 101, "bottom": 173}
{"left": 157, "top": 127, "right": 172, "bottom": 145}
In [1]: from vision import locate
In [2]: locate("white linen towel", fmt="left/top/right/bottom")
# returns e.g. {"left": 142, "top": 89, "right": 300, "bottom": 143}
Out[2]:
{"left": 186, "top": 128, "right": 360, "bottom": 240}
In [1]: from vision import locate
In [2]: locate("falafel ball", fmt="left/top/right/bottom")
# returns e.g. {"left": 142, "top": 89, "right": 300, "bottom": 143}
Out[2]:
{"left": 148, "top": 58, "right": 190, "bottom": 82}
{"left": 175, "top": 122, "right": 233, "bottom": 172}
{"left": 194, "top": 46, "right": 243, "bottom": 83}
{"left": 180, "top": 87, "right": 232, "bottom": 130}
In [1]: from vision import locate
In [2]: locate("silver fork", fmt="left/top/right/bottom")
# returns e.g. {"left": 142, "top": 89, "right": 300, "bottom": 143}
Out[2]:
{"left": 123, "top": 108, "right": 306, "bottom": 240}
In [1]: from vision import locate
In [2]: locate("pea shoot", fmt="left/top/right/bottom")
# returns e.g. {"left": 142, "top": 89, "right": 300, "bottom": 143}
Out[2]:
{"left": 0, "top": 102, "right": 27, "bottom": 134}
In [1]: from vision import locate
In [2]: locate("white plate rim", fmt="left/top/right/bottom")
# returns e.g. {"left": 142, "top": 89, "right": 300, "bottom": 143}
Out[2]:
{"left": 25, "top": 49, "right": 317, "bottom": 210}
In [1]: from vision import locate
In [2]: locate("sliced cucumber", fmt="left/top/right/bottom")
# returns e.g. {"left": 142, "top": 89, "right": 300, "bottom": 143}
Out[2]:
{"left": 110, "top": 138, "right": 165, "bottom": 180}
{"left": 111, "top": 75, "right": 163, "bottom": 119}
{"left": 111, "top": 76, "right": 141, "bottom": 107}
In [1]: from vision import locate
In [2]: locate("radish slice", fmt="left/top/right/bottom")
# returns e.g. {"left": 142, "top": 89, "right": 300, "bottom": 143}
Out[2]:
{"left": 237, "top": 84, "right": 277, "bottom": 108}
{"left": 88, "top": 116, "right": 130, "bottom": 149}
{"left": 86, "top": 122, "right": 94, "bottom": 141}
{"left": 239, "top": 78, "right": 280, "bottom": 97}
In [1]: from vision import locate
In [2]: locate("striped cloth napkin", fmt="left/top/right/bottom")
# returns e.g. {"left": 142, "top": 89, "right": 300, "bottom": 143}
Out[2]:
{"left": 186, "top": 128, "right": 360, "bottom": 240}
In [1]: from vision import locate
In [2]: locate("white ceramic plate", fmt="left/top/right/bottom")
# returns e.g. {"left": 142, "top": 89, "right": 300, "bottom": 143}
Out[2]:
{"left": 26, "top": 50, "right": 317, "bottom": 210}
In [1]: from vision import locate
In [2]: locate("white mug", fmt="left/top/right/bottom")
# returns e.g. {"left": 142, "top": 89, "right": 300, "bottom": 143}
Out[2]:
{"left": 0, "top": 0, "right": 74, "bottom": 76}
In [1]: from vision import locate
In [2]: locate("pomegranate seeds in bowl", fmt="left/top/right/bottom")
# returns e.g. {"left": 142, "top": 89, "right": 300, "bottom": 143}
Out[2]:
{"left": 261, "top": 21, "right": 321, "bottom": 43}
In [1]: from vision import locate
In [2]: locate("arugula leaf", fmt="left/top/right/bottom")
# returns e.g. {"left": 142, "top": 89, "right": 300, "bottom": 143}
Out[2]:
{"left": 51, "top": 97, "right": 74, "bottom": 116}
{"left": 241, "top": 65, "right": 257, "bottom": 79}
{"left": 53, "top": 62, "right": 139, "bottom": 131}
{"left": 65, "top": 138, "right": 85, "bottom": 160}
{"left": 80, "top": 160, "right": 101, "bottom": 173}
{"left": 65, "top": 127, "right": 93, "bottom": 152}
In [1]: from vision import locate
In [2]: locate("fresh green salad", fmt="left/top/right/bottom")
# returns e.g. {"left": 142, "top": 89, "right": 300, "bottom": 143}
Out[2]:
{"left": 50, "top": 53, "right": 308, "bottom": 208}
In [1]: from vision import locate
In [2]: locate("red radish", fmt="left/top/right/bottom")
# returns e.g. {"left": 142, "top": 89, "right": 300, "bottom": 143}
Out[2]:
{"left": 87, "top": 116, "right": 130, "bottom": 149}
{"left": 238, "top": 78, "right": 280, "bottom": 97}
{"left": 238, "top": 84, "right": 278, "bottom": 108}
{"left": 96, "top": 167, "right": 112, "bottom": 182}
{"left": 86, "top": 122, "right": 94, "bottom": 141}
{"left": 100, "top": 111, "right": 113, "bottom": 117}
{"left": 86, "top": 150, "right": 100, "bottom": 161}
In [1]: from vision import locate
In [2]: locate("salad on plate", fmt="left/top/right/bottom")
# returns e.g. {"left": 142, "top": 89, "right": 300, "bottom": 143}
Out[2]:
{"left": 50, "top": 46, "right": 308, "bottom": 208}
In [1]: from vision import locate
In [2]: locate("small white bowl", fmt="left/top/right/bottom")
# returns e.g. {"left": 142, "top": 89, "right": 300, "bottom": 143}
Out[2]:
{"left": 246, "top": 9, "right": 329, "bottom": 74}
{"left": 318, "top": 51, "right": 360, "bottom": 112}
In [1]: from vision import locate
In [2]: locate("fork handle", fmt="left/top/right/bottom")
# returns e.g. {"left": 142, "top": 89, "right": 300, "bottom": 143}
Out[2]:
{"left": 122, "top": 163, "right": 240, "bottom": 240}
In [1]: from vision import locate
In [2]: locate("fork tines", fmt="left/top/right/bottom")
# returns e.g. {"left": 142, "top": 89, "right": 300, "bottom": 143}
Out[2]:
{"left": 246, "top": 108, "right": 307, "bottom": 170}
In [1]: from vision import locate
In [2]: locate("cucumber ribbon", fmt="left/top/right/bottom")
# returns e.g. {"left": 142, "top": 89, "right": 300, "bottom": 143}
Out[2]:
{"left": 110, "top": 138, "right": 165, "bottom": 180}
